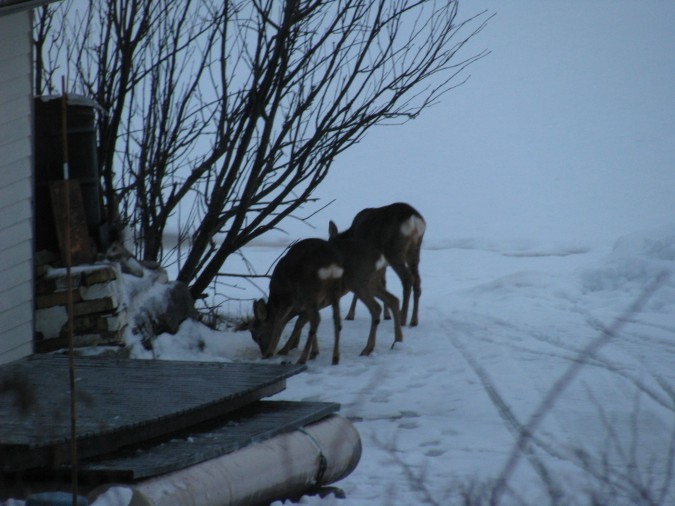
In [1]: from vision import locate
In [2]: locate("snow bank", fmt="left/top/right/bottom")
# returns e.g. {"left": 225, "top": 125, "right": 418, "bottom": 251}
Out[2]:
{"left": 578, "top": 225, "right": 675, "bottom": 314}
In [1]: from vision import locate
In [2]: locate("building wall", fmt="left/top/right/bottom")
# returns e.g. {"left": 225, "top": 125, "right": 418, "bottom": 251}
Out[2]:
{"left": 0, "top": 9, "right": 34, "bottom": 363}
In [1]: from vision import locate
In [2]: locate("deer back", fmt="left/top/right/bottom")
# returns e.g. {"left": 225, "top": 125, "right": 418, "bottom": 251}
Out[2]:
{"left": 328, "top": 221, "right": 387, "bottom": 292}
{"left": 348, "top": 202, "right": 425, "bottom": 258}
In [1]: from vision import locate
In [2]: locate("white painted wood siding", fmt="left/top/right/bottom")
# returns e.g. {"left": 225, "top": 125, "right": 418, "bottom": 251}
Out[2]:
{"left": 0, "top": 9, "right": 34, "bottom": 364}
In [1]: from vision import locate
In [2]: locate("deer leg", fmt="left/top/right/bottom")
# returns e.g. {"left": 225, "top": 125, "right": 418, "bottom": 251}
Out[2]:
{"left": 278, "top": 314, "right": 307, "bottom": 355}
{"left": 331, "top": 299, "right": 341, "bottom": 365}
{"left": 356, "top": 292, "right": 382, "bottom": 357}
{"left": 374, "top": 286, "right": 403, "bottom": 347}
{"left": 408, "top": 242, "right": 422, "bottom": 327}
{"left": 264, "top": 306, "right": 296, "bottom": 357}
{"left": 298, "top": 308, "right": 320, "bottom": 365}
{"left": 389, "top": 262, "right": 413, "bottom": 326}
{"left": 309, "top": 331, "right": 320, "bottom": 360}
{"left": 264, "top": 319, "right": 285, "bottom": 358}
{"left": 381, "top": 270, "right": 392, "bottom": 320}
{"left": 345, "top": 294, "right": 358, "bottom": 320}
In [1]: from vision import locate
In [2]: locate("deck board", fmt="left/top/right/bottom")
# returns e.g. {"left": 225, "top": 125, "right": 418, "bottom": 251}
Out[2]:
{"left": 0, "top": 355, "right": 305, "bottom": 471}
{"left": 77, "top": 400, "right": 340, "bottom": 480}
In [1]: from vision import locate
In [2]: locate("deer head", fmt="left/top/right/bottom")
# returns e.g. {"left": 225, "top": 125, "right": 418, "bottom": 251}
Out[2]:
{"left": 249, "top": 298, "right": 279, "bottom": 357}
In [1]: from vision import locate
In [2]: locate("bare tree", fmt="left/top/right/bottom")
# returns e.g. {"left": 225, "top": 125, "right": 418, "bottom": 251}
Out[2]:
{"left": 35, "top": 0, "right": 491, "bottom": 299}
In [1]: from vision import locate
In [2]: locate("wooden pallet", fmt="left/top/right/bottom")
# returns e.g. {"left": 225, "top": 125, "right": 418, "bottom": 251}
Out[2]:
{"left": 78, "top": 400, "right": 339, "bottom": 481}
{"left": 0, "top": 355, "right": 305, "bottom": 472}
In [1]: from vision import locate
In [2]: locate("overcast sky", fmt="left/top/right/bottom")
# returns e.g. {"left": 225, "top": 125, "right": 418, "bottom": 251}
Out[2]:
{"left": 290, "top": 1, "right": 675, "bottom": 245}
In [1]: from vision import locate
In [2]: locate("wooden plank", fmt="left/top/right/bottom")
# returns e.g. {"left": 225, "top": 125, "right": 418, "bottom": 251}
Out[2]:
{"left": 0, "top": 199, "right": 30, "bottom": 232}
{"left": 0, "top": 12, "right": 30, "bottom": 59}
{"left": 0, "top": 356, "right": 306, "bottom": 471}
{"left": 0, "top": 156, "right": 28, "bottom": 188}
{"left": 0, "top": 301, "right": 32, "bottom": 335}
{"left": 0, "top": 171, "right": 30, "bottom": 207}
{"left": 0, "top": 255, "right": 31, "bottom": 294}
{"left": 0, "top": 136, "right": 31, "bottom": 166}
{"left": 0, "top": 101, "right": 30, "bottom": 145}
{"left": 50, "top": 181, "right": 95, "bottom": 265}
{"left": 0, "top": 10, "right": 33, "bottom": 367}
{"left": 75, "top": 401, "right": 340, "bottom": 481}
{"left": 0, "top": 321, "right": 32, "bottom": 366}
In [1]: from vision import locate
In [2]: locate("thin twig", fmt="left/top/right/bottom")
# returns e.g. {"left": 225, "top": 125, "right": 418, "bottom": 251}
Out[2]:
{"left": 216, "top": 272, "right": 271, "bottom": 278}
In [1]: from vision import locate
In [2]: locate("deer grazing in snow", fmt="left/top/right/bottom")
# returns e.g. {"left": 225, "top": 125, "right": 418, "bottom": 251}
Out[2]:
{"left": 249, "top": 238, "right": 343, "bottom": 365}
{"left": 342, "top": 203, "right": 425, "bottom": 327}
{"left": 250, "top": 226, "right": 405, "bottom": 364}
{"left": 278, "top": 222, "right": 405, "bottom": 358}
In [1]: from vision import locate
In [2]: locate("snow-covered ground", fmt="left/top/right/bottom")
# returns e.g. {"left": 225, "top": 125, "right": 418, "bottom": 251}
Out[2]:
{"left": 127, "top": 224, "right": 675, "bottom": 505}
{"left": 8, "top": 226, "right": 674, "bottom": 506}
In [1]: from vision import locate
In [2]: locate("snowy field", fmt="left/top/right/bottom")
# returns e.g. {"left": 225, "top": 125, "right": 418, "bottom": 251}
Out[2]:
{"left": 128, "top": 225, "right": 675, "bottom": 505}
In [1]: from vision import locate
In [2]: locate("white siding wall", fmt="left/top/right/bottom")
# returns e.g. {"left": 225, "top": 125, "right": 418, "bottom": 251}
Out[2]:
{"left": 0, "top": 10, "right": 34, "bottom": 363}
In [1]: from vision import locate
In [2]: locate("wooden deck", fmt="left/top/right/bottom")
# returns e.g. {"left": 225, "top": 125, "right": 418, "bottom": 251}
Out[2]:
{"left": 78, "top": 400, "right": 339, "bottom": 481}
{"left": 0, "top": 354, "right": 312, "bottom": 479}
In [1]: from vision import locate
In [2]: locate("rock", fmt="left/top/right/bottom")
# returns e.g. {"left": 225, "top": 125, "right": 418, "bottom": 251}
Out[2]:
{"left": 133, "top": 281, "right": 199, "bottom": 350}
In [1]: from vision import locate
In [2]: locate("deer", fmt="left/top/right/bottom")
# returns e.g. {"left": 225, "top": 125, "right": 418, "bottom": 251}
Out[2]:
{"left": 249, "top": 238, "right": 344, "bottom": 365}
{"left": 328, "top": 220, "right": 404, "bottom": 354}
{"left": 275, "top": 222, "right": 405, "bottom": 360}
{"left": 341, "top": 203, "right": 425, "bottom": 327}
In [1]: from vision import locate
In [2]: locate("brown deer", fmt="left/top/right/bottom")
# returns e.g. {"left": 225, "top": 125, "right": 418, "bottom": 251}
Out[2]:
{"left": 277, "top": 223, "right": 404, "bottom": 359}
{"left": 249, "top": 238, "right": 343, "bottom": 365}
{"left": 342, "top": 203, "right": 425, "bottom": 326}
{"left": 328, "top": 220, "right": 404, "bottom": 355}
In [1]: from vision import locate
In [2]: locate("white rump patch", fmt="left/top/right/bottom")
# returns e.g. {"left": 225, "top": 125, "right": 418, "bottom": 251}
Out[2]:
{"left": 375, "top": 254, "right": 388, "bottom": 271}
{"left": 400, "top": 215, "right": 427, "bottom": 238}
{"left": 318, "top": 263, "right": 344, "bottom": 280}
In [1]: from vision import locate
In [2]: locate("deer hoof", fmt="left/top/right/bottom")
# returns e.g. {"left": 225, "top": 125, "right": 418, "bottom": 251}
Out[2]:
{"left": 332, "top": 356, "right": 340, "bottom": 365}
{"left": 360, "top": 348, "right": 372, "bottom": 357}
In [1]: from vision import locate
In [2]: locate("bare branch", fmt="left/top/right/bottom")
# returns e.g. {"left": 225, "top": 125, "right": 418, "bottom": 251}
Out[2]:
{"left": 35, "top": 0, "right": 491, "bottom": 300}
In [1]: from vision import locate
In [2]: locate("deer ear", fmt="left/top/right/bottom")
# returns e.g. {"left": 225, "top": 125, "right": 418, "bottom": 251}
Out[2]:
{"left": 253, "top": 298, "right": 267, "bottom": 320}
{"left": 328, "top": 220, "right": 338, "bottom": 239}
